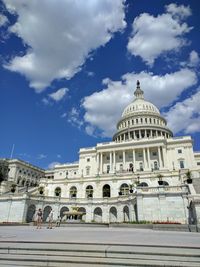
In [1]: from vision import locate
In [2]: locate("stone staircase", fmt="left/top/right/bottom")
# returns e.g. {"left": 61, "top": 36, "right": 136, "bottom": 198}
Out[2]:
{"left": 0, "top": 241, "right": 200, "bottom": 266}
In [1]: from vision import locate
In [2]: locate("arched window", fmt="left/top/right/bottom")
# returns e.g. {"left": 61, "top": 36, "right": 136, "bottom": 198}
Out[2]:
{"left": 119, "top": 183, "right": 129, "bottom": 195}
{"left": 163, "top": 181, "right": 169, "bottom": 186}
{"left": 55, "top": 187, "right": 61, "bottom": 197}
{"left": 139, "top": 182, "right": 148, "bottom": 187}
{"left": 103, "top": 184, "right": 110, "bottom": 198}
{"left": 70, "top": 186, "right": 77, "bottom": 198}
{"left": 86, "top": 185, "right": 93, "bottom": 198}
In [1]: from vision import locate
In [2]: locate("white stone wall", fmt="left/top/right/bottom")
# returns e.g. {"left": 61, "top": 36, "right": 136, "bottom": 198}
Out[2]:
{"left": 0, "top": 197, "right": 27, "bottom": 223}
{"left": 137, "top": 194, "right": 188, "bottom": 223}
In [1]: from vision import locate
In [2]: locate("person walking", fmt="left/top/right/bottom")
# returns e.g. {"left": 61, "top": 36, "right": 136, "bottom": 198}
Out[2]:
{"left": 36, "top": 208, "right": 43, "bottom": 229}
{"left": 47, "top": 208, "right": 54, "bottom": 229}
{"left": 56, "top": 216, "right": 61, "bottom": 227}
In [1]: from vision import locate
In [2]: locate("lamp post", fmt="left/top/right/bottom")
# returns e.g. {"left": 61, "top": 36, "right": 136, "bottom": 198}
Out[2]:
{"left": 137, "top": 175, "right": 140, "bottom": 185}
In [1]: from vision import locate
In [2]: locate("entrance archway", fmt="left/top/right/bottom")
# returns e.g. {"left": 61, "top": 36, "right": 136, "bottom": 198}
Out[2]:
{"left": 94, "top": 207, "right": 102, "bottom": 223}
{"left": 123, "top": 206, "right": 129, "bottom": 222}
{"left": 60, "top": 206, "right": 69, "bottom": 219}
{"left": 109, "top": 207, "right": 117, "bottom": 222}
{"left": 78, "top": 207, "right": 86, "bottom": 221}
{"left": 43, "top": 205, "right": 52, "bottom": 222}
{"left": 26, "top": 204, "right": 36, "bottom": 223}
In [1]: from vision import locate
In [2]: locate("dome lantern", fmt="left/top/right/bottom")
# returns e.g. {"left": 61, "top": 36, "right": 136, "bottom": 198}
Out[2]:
{"left": 134, "top": 80, "right": 144, "bottom": 99}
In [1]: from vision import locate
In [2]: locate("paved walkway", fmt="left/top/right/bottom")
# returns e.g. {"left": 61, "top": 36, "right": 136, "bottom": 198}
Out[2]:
{"left": 0, "top": 226, "right": 200, "bottom": 247}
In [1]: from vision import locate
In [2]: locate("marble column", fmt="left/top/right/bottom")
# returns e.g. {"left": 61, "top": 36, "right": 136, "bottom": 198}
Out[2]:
{"left": 147, "top": 147, "right": 150, "bottom": 169}
{"left": 143, "top": 148, "right": 147, "bottom": 170}
{"left": 113, "top": 151, "right": 116, "bottom": 173}
{"left": 100, "top": 153, "right": 103, "bottom": 173}
{"left": 158, "top": 147, "right": 162, "bottom": 169}
{"left": 123, "top": 151, "right": 126, "bottom": 170}
{"left": 110, "top": 152, "right": 112, "bottom": 172}
{"left": 97, "top": 153, "right": 100, "bottom": 174}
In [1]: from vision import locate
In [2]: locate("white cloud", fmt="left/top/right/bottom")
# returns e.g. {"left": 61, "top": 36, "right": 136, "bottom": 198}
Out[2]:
{"left": 49, "top": 88, "right": 68, "bottom": 102}
{"left": 42, "top": 97, "right": 50, "bottom": 105}
{"left": 188, "top": 50, "right": 200, "bottom": 67}
{"left": 68, "top": 107, "right": 83, "bottom": 129}
{"left": 37, "top": 154, "right": 47, "bottom": 160}
{"left": 48, "top": 161, "right": 60, "bottom": 169}
{"left": 0, "top": 14, "right": 8, "bottom": 27}
{"left": 87, "top": 71, "right": 95, "bottom": 77}
{"left": 166, "top": 3, "right": 191, "bottom": 20}
{"left": 2, "top": 0, "right": 126, "bottom": 92}
{"left": 61, "top": 112, "right": 67, "bottom": 118}
{"left": 180, "top": 50, "right": 200, "bottom": 68}
{"left": 127, "top": 4, "right": 192, "bottom": 66}
{"left": 82, "top": 68, "right": 197, "bottom": 137}
{"left": 85, "top": 125, "right": 96, "bottom": 137}
{"left": 165, "top": 89, "right": 200, "bottom": 134}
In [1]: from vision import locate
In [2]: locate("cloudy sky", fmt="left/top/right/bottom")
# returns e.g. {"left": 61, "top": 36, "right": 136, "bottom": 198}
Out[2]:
{"left": 0, "top": 0, "right": 200, "bottom": 169}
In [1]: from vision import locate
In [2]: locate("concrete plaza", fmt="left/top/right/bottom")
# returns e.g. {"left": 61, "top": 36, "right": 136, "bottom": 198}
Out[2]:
{"left": 0, "top": 225, "right": 200, "bottom": 246}
{"left": 0, "top": 226, "right": 200, "bottom": 266}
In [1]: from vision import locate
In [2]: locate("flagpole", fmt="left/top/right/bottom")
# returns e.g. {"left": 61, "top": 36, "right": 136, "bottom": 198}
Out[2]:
{"left": 10, "top": 144, "right": 15, "bottom": 159}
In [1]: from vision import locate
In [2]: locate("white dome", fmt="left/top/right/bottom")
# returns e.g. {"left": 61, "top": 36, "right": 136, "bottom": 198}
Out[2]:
{"left": 122, "top": 98, "right": 160, "bottom": 118}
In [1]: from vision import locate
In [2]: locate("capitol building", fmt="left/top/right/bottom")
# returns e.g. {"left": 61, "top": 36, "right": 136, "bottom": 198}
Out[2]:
{"left": 0, "top": 81, "right": 200, "bottom": 224}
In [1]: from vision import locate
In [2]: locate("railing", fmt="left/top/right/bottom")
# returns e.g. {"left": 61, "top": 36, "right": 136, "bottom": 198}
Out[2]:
{"left": 137, "top": 185, "right": 188, "bottom": 194}
{"left": 4, "top": 194, "right": 136, "bottom": 204}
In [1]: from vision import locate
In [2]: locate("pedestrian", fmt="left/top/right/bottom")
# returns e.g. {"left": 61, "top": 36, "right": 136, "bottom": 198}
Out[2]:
{"left": 56, "top": 216, "right": 61, "bottom": 227}
{"left": 47, "top": 208, "right": 53, "bottom": 229}
{"left": 36, "top": 208, "right": 43, "bottom": 229}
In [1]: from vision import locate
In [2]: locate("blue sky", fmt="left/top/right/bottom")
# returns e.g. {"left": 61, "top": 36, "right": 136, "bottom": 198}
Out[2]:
{"left": 0, "top": 0, "right": 200, "bottom": 169}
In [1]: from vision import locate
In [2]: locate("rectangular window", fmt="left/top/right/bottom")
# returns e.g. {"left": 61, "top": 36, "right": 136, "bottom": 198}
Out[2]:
{"left": 197, "top": 162, "right": 200, "bottom": 166}
{"left": 86, "top": 167, "right": 90, "bottom": 175}
{"left": 107, "top": 165, "right": 110, "bottom": 173}
{"left": 87, "top": 158, "right": 90, "bottom": 162}
{"left": 178, "top": 149, "right": 182, "bottom": 154}
{"left": 180, "top": 161, "right": 184, "bottom": 169}
{"left": 152, "top": 152, "right": 157, "bottom": 156}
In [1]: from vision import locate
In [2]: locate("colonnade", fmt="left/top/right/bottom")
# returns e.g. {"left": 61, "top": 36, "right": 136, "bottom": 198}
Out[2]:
{"left": 96, "top": 146, "right": 167, "bottom": 174}
{"left": 114, "top": 129, "right": 170, "bottom": 142}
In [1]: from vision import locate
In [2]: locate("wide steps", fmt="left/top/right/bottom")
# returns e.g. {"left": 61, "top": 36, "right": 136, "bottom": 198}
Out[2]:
{"left": 0, "top": 242, "right": 200, "bottom": 266}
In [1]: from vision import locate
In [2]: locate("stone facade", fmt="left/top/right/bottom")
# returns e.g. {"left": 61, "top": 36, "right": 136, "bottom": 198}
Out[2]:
{"left": 0, "top": 81, "right": 200, "bottom": 224}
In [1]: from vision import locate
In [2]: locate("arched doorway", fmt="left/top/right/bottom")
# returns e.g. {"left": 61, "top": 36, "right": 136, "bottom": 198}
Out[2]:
{"left": 109, "top": 207, "right": 117, "bottom": 223}
{"left": 43, "top": 206, "right": 52, "bottom": 222}
{"left": 93, "top": 207, "right": 102, "bottom": 223}
{"left": 60, "top": 206, "right": 69, "bottom": 220}
{"left": 78, "top": 207, "right": 86, "bottom": 221}
{"left": 123, "top": 206, "right": 129, "bottom": 222}
{"left": 103, "top": 184, "right": 110, "bottom": 197}
{"left": 26, "top": 204, "right": 36, "bottom": 223}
